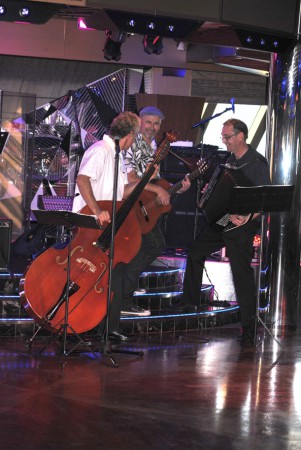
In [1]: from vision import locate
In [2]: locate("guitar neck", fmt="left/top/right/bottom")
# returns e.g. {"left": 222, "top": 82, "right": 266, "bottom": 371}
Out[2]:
{"left": 167, "top": 162, "right": 209, "bottom": 196}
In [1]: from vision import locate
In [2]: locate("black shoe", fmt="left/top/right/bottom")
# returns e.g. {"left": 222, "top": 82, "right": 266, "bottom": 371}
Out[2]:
{"left": 108, "top": 331, "right": 132, "bottom": 341}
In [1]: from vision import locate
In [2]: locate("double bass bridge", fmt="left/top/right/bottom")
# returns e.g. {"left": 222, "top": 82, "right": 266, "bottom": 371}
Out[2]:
{"left": 76, "top": 257, "right": 97, "bottom": 273}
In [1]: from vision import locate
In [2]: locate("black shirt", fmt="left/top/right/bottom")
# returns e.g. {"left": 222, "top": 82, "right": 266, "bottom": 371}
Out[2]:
{"left": 226, "top": 145, "right": 271, "bottom": 187}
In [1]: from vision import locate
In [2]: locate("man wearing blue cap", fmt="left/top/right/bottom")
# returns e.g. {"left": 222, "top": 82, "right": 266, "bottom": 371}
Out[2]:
{"left": 121, "top": 106, "right": 190, "bottom": 317}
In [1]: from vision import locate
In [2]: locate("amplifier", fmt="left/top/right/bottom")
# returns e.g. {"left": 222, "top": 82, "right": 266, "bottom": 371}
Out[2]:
{"left": 162, "top": 148, "right": 229, "bottom": 175}
{"left": 169, "top": 144, "right": 219, "bottom": 157}
{"left": 0, "top": 218, "right": 12, "bottom": 270}
{"left": 162, "top": 182, "right": 200, "bottom": 249}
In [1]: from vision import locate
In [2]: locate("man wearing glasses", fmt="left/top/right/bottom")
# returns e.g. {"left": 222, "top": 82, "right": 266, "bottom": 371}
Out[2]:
{"left": 178, "top": 118, "right": 270, "bottom": 345}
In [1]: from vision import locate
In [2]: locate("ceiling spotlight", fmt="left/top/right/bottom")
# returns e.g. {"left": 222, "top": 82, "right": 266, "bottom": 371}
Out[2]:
{"left": 167, "top": 25, "right": 175, "bottom": 33}
{"left": 128, "top": 19, "right": 136, "bottom": 28}
{"left": 147, "top": 22, "right": 156, "bottom": 31}
{"left": 19, "top": 7, "right": 30, "bottom": 18}
{"left": 78, "top": 17, "right": 87, "bottom": 29}
{"left": 260, "top": 38, "right": 266, "bottom": 46}
{"left": 0, "top": 5, "right": 6, "bottom": 15}
{"left": 103, "top": 30, "right": 126, "bottom": 61}
{"left": 143, "top": 35, "right": 163, "bottom": 55}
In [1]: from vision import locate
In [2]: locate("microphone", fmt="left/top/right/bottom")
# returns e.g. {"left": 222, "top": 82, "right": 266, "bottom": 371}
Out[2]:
{"left": 113, "top": 136, "right": 120, "bottom": 146}
{"left": 230, "top": 98, "right": 235, "bottom": 114}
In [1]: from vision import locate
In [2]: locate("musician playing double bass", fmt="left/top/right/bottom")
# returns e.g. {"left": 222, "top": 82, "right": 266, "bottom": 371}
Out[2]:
{"left": 178, "top": 118, "right": 271, "bottom": 345}
{"left": 121, "top": 106, "right": 190, "bottom": 317}
{"left": 72, "top": 112, "right": 146, "bottom": 341}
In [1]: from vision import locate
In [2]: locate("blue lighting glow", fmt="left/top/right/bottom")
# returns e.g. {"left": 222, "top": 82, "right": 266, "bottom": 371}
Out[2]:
{"left": 147, "top": 22, "right": 156, "bottom": 30}
{"left": 120, "top": 305, "right": 240, "bottom": 320}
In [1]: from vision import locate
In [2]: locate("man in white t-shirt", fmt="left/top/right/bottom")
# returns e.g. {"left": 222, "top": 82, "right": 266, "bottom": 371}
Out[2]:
{"left": 73, "top": 111, "right": 142, "bottom": 341}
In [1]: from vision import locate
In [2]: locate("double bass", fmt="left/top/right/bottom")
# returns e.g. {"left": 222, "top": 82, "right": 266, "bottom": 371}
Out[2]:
{"left": 19, "top": 131, "right": 179, "bottom": 335}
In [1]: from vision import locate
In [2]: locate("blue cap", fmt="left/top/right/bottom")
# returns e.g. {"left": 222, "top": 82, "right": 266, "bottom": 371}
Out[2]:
{"left": 139, "top": 106, "right": 165, "bottom": 120}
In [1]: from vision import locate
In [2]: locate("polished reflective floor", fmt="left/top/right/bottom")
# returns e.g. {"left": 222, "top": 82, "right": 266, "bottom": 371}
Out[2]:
{"left": 0, "top": 325, "right": 300, "bottom": 450}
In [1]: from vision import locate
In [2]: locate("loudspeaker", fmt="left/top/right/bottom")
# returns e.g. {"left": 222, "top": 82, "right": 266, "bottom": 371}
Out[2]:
{"left": 161, "top": 148, "right": 229, "bottom": 182}
{"left": 0, "top": 219, "right": 12, "bottom": 270}
{"left": 162, "top": 154, "right": 200, "bottom": 177}
{"left": 162, "top": 180, "right": 200, "bottom": 249}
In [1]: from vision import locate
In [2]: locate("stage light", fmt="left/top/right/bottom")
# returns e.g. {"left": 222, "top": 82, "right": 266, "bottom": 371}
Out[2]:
{"left": 104, "top": 10, "right": 200, "bottom": 39}
{"left": 147, "top": 22, "right": 156, "bottom": 31}
{"left": 77, "top": 17, "right": 97, "bottom": 31}
{"left": 235, "top": 27, "right": 294, "bottom": 53}
{"left": 128, "top": 19, "right": 136, "bottom": 28}
{"left": 0, "top": 1, "right": 58, "bottom": 23}
{"left": 142, "top": 35, "right": 163, "bottom": 55}
{"left": 19, "top": 7, "right": 30, "bottom": 18}
{"left": 103, "top": 30, "right": 126, "bottom": 61}
{"left": 77, "top": 17, "right": 87, "bottom": 29}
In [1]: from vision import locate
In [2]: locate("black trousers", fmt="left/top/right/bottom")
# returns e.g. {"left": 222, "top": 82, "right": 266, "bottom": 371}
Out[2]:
{"left": 121, "top": 220, "right": 166, "bottom": 309}
{"left": 182, "top": 215, "right": 259, "bottom": 329}
{"left": 98, "top": 220, "right": 165, "bottom": 334}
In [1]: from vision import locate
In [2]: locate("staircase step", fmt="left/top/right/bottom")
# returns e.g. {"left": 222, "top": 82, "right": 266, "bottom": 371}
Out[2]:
{"left": 0, "top": 254, "right": 240, "bottom": 336}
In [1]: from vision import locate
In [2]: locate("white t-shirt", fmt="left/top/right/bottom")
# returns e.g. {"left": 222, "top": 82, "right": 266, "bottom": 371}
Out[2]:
{"left": 72, "top": 134, "right": 128, "bottom": 213}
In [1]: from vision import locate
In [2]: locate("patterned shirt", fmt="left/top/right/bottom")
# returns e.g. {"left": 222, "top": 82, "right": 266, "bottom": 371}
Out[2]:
{"left": 123, "top": 133, "right": 157, "bottom": 178}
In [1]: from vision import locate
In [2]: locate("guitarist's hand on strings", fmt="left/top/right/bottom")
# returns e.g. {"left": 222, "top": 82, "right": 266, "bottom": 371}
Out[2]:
{"left": 155, "top": 186, "right": 170, "bottom": 205}
{"left": 143, "top": 179, "right": 170, "bottom": 205}
{"left": 177, "top": 175, "right": 191, "bottom": 194}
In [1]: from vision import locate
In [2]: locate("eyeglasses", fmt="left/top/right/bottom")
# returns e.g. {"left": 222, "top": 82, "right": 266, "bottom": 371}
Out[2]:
{"left": 220, "top": 132, "right": 239, "bottom": 141}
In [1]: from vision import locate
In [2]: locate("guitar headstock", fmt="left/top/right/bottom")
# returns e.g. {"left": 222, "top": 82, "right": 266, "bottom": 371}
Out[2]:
{"left": 165, "top": 130, "right": 180, "bottom": 144}
{"left": 197, "top": 157, "right": 211, "bottom": 175}
{"left": 155, "top": 130, "right": 180, "bottom": 163}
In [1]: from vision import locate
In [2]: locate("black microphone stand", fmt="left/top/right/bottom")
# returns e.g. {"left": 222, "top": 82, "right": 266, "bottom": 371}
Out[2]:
{"left": 97, "top": 139, "right": 143, "bottom": 367}
{"left": 191, "top": 105, "right": 233, "bottom": 130}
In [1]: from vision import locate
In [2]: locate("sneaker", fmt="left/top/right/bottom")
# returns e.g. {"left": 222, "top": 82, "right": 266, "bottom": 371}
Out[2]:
{"left": 134, "top": 288, "right": 146, "bottom": 295}
{"left": 121, "top": 305, "right": 151, "bottom": 317}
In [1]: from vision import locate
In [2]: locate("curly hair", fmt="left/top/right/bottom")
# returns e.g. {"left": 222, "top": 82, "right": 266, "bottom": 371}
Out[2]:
{"left": 109, "top": 112, "right": 140, "bottom": 139}
{"left": 223, "top": 118, "right": 248, "bottom": 140}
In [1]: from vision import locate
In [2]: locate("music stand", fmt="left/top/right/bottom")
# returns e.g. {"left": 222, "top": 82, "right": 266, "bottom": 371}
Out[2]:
{"left": 228, "top": 185, "right": 294, "bottom": 349}
{"left": 29, "top": 209, "right": 103, "bottom": 356}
